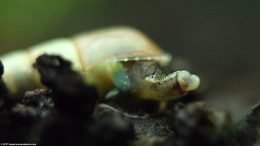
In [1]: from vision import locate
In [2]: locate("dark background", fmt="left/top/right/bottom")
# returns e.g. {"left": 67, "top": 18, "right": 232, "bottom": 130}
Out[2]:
{"left": 0, "top": 0, "right": 259, "bottom": 121}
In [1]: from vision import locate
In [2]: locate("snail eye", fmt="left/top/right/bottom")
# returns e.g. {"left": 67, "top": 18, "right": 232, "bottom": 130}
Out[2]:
{"left": 145, "top": 74, "right": 157, "bottom": 82}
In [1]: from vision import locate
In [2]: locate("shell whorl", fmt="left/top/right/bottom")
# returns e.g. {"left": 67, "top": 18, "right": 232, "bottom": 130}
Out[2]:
{"left": 0, "top": 27, "right": 170, "bottom": 97}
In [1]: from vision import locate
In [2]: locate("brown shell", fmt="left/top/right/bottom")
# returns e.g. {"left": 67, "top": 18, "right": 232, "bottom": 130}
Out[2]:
{"left": 0, "top": 27, "right": 171, "bottom": 96}
{"left": 71, "top": 27, "right": 172, "bottom": 95}
{"left": 73, "top": 27, "right": 171, "bottom": 71}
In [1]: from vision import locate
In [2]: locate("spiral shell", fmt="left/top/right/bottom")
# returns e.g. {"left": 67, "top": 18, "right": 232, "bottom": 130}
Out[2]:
{"left": 0, "top": 27, "right": 171, "bottom": 96}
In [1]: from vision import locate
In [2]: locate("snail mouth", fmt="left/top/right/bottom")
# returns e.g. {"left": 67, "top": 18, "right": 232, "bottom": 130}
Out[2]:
{"left": 173, "top": 70, "right": 200, "bottom": 95}
{"left": 172, "top": 82, "right": 187, "bottom": 95}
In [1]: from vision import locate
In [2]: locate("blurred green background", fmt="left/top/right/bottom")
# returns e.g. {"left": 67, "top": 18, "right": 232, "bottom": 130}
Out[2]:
{"left": 0, "top": 0, "right": 259, "bottom": 121}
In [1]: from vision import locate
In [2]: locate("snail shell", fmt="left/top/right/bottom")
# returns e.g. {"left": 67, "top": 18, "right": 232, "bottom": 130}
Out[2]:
{"left": 0, "top": 27, "right": 171, "bottom": 96}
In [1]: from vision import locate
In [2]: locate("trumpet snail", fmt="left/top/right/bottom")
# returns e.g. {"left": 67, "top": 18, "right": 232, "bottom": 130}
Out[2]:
{"left": 0, "top": 27, "right": 200, "bottom": 101}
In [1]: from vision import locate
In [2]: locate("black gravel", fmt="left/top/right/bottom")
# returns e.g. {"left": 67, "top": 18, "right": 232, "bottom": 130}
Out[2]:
{"left": 0, "top": 54, "right": 259, "bottom": 146}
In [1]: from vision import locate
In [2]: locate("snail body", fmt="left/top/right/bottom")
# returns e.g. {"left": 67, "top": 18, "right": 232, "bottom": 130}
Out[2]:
{"left": 0, "top": 27, "right": 200, "bottom": 100}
